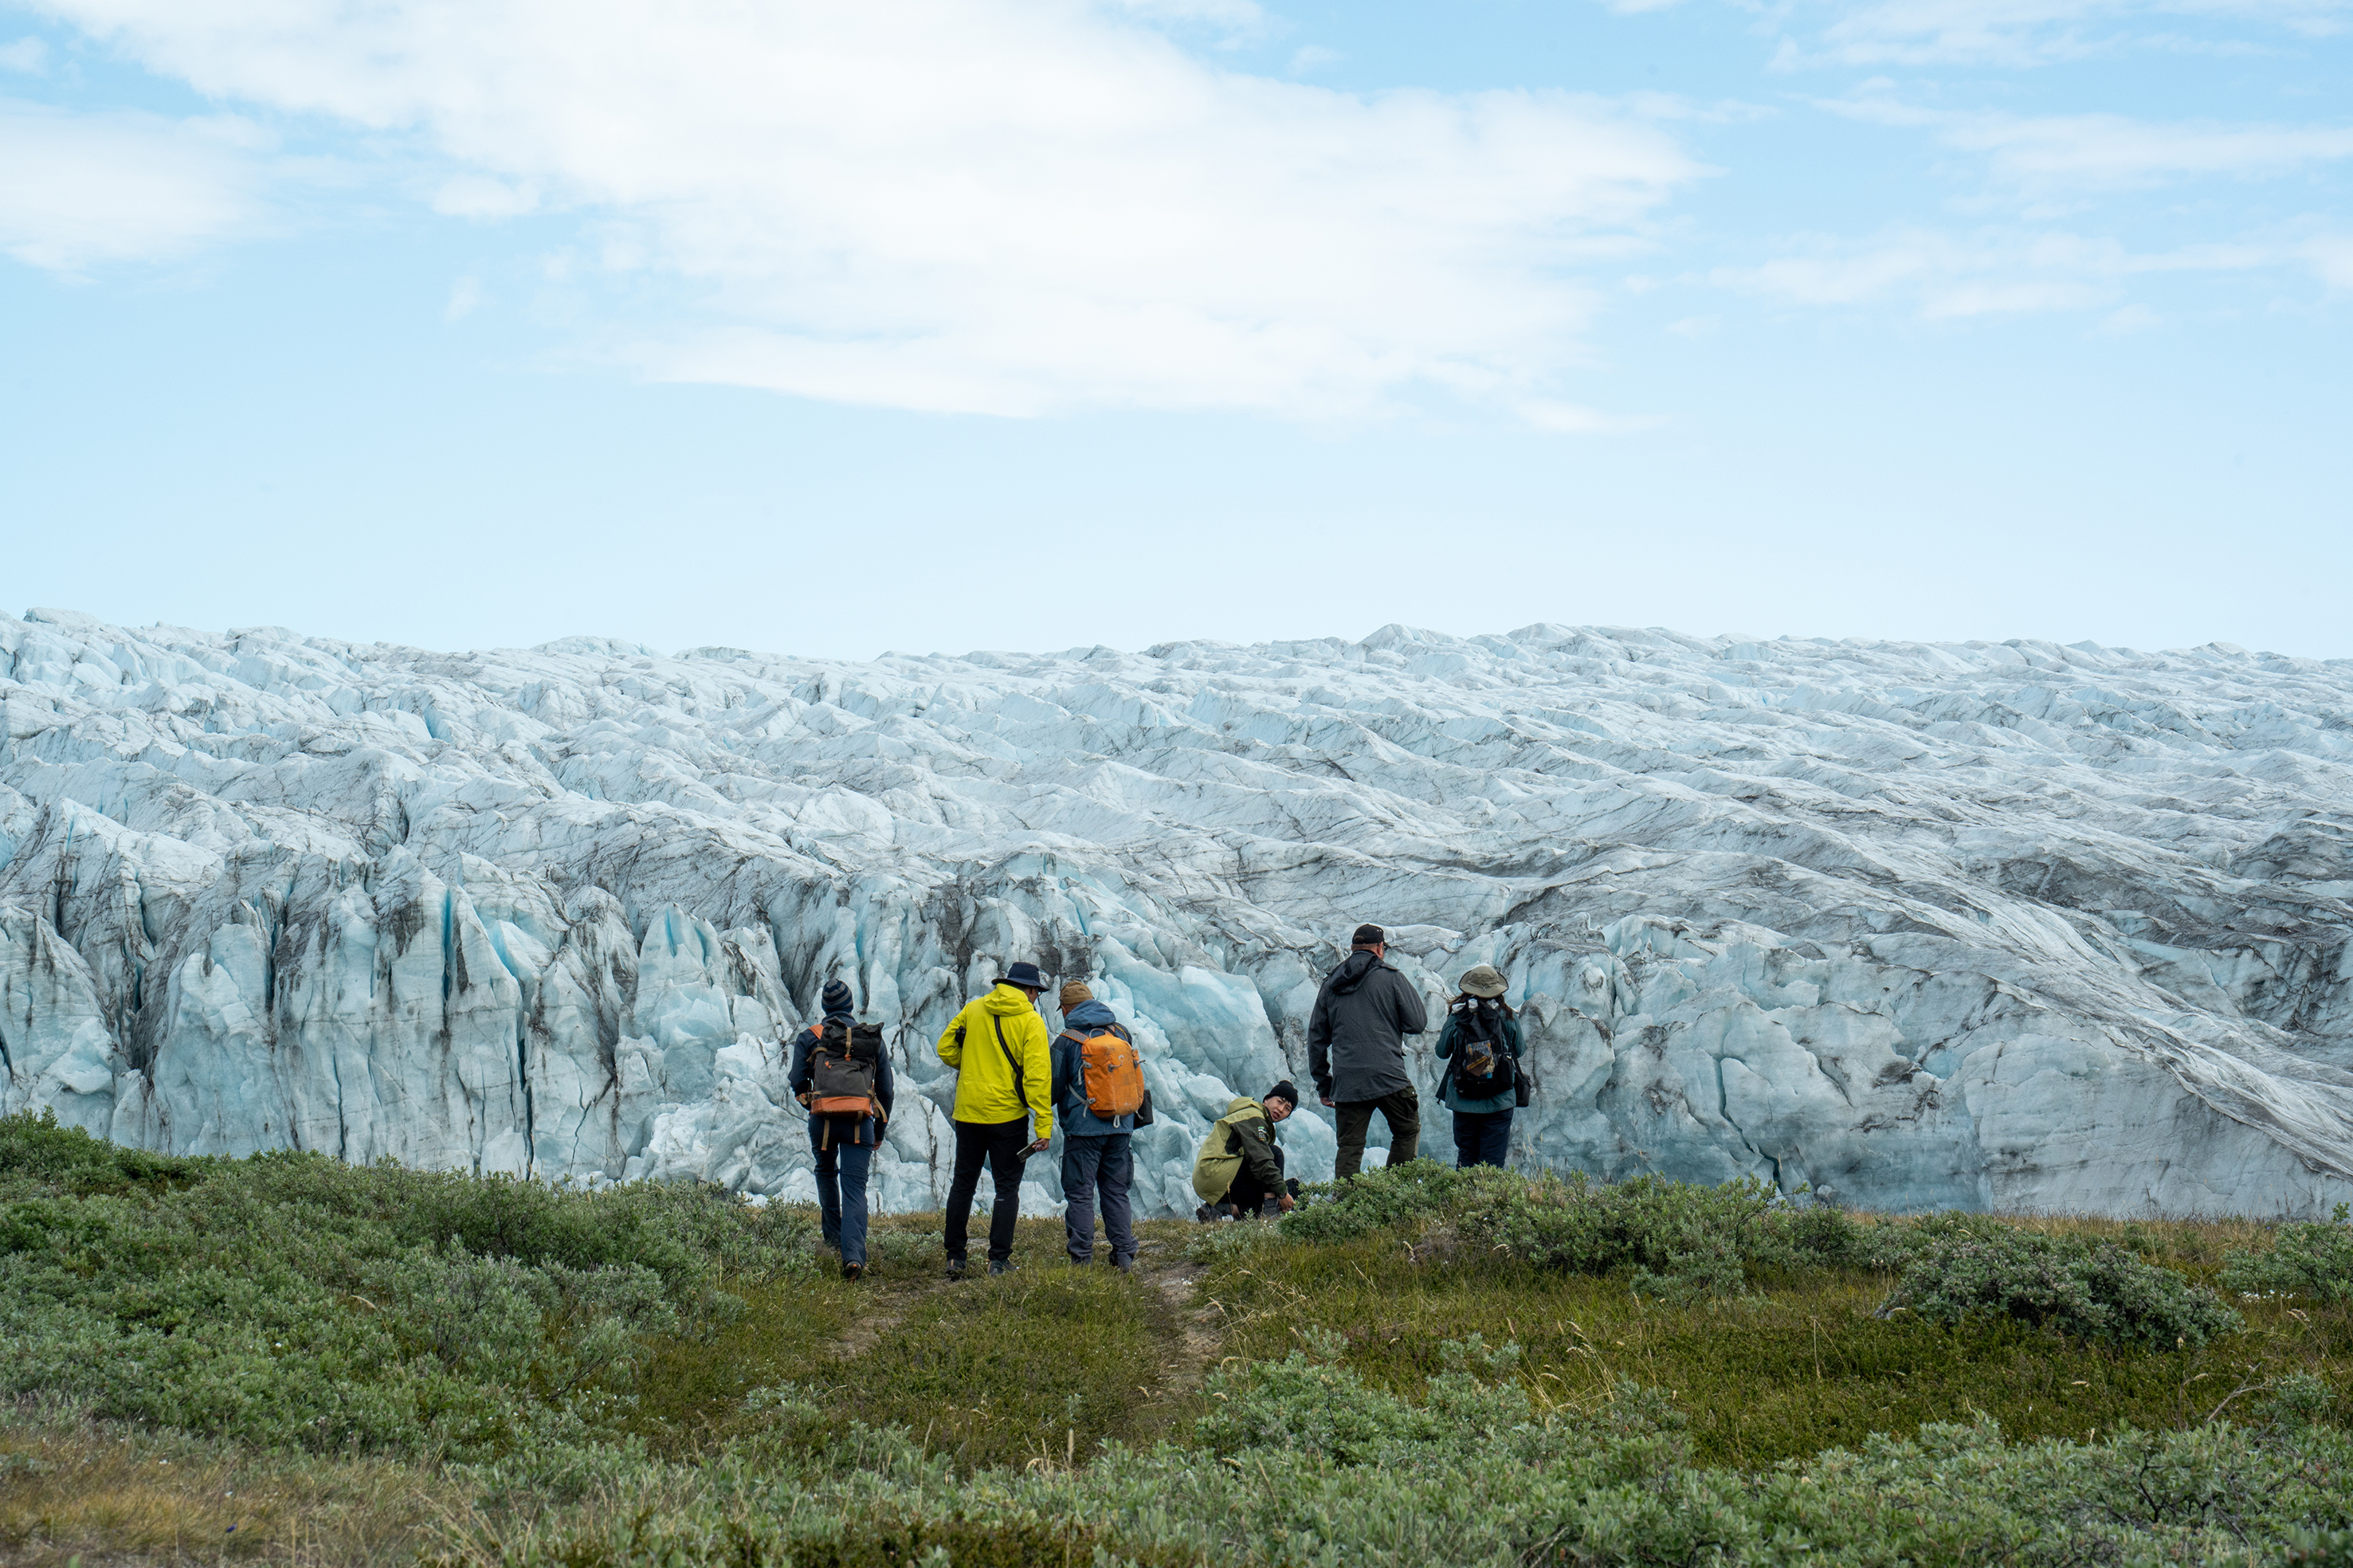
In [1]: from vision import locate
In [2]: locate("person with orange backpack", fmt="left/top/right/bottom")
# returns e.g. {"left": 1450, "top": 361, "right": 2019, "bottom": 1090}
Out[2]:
{"left": 788, "top": 978, "right": 896, "bottom": 1281}
{"left": 1049, "top": 980, "right": 1148, "bottom": 1270}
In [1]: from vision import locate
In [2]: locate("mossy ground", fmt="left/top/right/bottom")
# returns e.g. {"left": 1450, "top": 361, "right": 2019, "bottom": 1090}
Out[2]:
{"left": 5, "top": 1119, "right": 2351, "bottom": 1566}
{"left": 1201, "top": 1228, "right": 2353, "bottom": 1465}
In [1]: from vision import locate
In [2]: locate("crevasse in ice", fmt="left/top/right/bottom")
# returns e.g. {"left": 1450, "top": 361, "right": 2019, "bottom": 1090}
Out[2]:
{"left": 4, "top": 607, "right": 2353, "bottom": 1217}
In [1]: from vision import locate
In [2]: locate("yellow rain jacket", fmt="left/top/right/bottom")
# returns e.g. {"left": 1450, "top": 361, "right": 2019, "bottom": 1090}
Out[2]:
{"left": 935, "top": 983, "right": 1055, "bottom": 1139}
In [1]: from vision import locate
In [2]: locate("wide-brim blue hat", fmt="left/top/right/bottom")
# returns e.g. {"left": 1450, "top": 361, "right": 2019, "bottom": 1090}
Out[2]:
{"left": 1000, "top": 961, "right": 1048, "bottom": 990}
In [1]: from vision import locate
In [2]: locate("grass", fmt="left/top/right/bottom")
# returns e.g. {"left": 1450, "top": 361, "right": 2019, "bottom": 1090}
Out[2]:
{"left": 0, "top": 1407, "right": 466, "bottom": 1567}
{"left": 619, "top": 1214, "right": 1204, "bottom": 1469}
{"left": 7, "top": 1111, "right": 2353, "bottom": 1566}
{"left": 1199, "top": 1233, "right": 2353, "bottom": 1465}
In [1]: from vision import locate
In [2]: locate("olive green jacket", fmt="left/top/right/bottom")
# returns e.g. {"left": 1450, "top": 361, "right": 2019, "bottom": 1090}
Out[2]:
{"left": 1191, "top": 1096, "right": 1284, "bottom": 1203}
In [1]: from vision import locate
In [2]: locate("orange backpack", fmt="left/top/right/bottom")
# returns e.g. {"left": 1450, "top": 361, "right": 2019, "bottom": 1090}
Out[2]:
{"left": 1071, "top": 1024, "right": 1146, "bottom": 1118}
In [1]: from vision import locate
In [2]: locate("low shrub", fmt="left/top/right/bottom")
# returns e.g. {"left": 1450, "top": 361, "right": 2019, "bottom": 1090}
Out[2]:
{"left": 1276, "top": 1163, "right": 1864, "bottom": 1299}
{"left": 1457, "top": 1171, "right": 1863, "bottom": 1299}
{"left": 433, "top": 1346, "right": 2353, "bottom": 1568}
{"left": 0, "top": 1111, "right": 824, "bottom": 1460}
{"left": 1195, "top": 1327, "right": 1686, "bottom": 1475}
{"left": 2288, "top": 1527, "right": 2353, "bottom": 1566}
{"left": 0, "top": 1107, "right": 205, "bottom": 1198}
{"left": 1879, "top": 1218, "right": 2242, "bottom": 1350}
{"left": 1277, "top": 1159, "right": 1500, "bottom": 1244}
{"left": 2223, "top": 1207, "right": 2353, "bottom": 1303}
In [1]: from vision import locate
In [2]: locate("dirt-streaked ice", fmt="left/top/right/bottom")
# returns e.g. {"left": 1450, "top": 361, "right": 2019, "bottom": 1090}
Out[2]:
{"left": 4, "top": 608, "right": 2352, "bottom": 1217}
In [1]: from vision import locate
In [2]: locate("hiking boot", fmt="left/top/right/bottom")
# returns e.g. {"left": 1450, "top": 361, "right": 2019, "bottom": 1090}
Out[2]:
{"left": 988, "top": 1260, "right": 1011, "bottom": 1276}
{"left": 1194, "top": 1204, "right": 1217, "bottom": 1224}
{"left": 945, "top": 1258, "right": 967, "bottom": 1280}
{"left": 1067, "top": 1254, "right": 1091, "bottom": 1266}
{"left": 1112, "top": 1254, "right": 1136, "bottom": 1273}
{"left": 841, "top": 1261, "right": 864, "bottom": 1282}
{"left": 1285, "top": 1178, "right": 1302, "bottom": 1198}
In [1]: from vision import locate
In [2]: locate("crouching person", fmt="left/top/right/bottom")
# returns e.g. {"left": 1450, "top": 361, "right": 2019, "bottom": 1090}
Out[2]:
{"left": 1191, "top": 1080, "right": 1300, "bottom": 1220}
{"left": 1050, "top": 980, "right": 1147, "bottom": 1269}
{"left": 790, "top": 978, "right": 895, "bottom": 1280}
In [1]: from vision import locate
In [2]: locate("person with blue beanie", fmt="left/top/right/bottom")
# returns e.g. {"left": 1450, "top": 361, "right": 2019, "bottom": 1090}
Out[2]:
{"left": 1049, "top": 980, "right": 1139, "bottom": 1269}
{"left": 788, "top": 977, "right": 895, "bottom": 1280}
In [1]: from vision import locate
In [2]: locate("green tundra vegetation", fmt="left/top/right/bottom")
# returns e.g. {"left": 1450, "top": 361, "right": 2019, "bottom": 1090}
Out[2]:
{"left": 3, "top": 1108, "right": 2352, "bottom": 1566}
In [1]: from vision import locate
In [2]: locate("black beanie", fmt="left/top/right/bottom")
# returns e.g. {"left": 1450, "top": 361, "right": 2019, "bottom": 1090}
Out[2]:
{"left": 1266, "top": 1080, "right": 1299, "bottom": 1107}
{"left": 1351, "top": 923, "right": 1385, "bottom": 947}
{"left": 821, "top": 978, "right": 854, "bottom": 1016}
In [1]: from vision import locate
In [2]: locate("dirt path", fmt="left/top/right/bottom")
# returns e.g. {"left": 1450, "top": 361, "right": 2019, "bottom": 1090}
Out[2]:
{"left": 833, "top": 1219, "right": 1228, "bottom": 1420}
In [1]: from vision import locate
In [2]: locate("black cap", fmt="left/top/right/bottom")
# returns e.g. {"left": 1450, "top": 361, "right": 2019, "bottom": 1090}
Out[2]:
{"left": 1000, "top": 960, "right": 1048, "bottom": 990}
{"left": 821, "top": 978, "right": 854, "bottom": 1015}
{"left": 1351, "top": 923, "right": 1385, "bottom": 947}
{"left": 1266, "top": 1080, "right": 1299, "bottom": 1107}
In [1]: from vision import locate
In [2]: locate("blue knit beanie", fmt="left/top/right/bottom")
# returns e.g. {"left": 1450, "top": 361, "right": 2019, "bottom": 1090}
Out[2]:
{"left": 821, "top": 978, "right": 854, "bottom": 1016}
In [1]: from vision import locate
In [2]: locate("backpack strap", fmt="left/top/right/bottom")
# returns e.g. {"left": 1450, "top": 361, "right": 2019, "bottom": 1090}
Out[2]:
{"left": 990, "top": 1014, "right": 1027, "bottom": 1104}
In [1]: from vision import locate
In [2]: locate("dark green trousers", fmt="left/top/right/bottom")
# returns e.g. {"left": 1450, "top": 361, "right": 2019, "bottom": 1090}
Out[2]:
{"left": 1333, "top": 1086, "right": 1421, "bottom": 1178}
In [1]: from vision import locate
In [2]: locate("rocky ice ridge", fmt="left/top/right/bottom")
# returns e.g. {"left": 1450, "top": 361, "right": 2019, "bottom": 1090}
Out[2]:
{"left": 5, "top": 607, "right": 2353, "bottom": 1217}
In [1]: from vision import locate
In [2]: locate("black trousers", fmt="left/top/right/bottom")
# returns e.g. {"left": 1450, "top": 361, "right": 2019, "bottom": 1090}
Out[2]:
{"left": 945, "top": 1115, "right": 1031, "bottom": 1264}
{"left": 1222, "top": 1143, "right": 1288, "bottom": 1214}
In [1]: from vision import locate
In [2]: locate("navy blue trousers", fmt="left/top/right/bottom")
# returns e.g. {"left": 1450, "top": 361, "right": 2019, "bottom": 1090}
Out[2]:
{"left": 1452, "top": 1109, "right": 1513, "bottom": 1170}
{"left": 810, "top": 1117, "right": 875, "bottom": 1265}
{"left": 1062, "top": 1133, "right": 1135, "bottom": 1264}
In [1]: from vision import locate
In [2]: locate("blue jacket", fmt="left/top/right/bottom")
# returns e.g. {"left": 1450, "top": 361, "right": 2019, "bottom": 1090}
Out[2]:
{"left": 788, "top": 1012, "right": 897, "bottom": 1147}
{"left": 1049, "top": 999, "right": 1138, "bottom": 1138}
{"left": 1433, "top": 1005, "right": 1524, "bottom": 1115}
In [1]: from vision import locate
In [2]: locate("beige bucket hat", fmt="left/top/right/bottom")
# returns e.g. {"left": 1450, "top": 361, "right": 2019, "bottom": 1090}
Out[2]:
{"left": 1459, "top": 964, "right": 1508, "bottom": 998}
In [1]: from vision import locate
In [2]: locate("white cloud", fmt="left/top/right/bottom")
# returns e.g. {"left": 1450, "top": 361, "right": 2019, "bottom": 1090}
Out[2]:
{"left": 445, "top": 273, "right": 482, "bottom": 319}
{"left": 1114, "top": 0, "right": 1263, "bottom": 22}
{"left": 431, "top": 174, "right": 538, "bottom": 219}
{"left": 2308, "top": 235, "right": 2353, "bottom": 287}
{"left": 1780, "top": 0, "right": 2353, "bottom": 69}
{"left": 1827, "top": 91, "right": 2353, "bottom": 190}
{"left": 0, "top": 36, "right": 50, "bottom": 71}
{"left": 1113, "top": 0, "right": 1267, "bottom": 34}
{"left": 1713, "top": 225, "right": 2279, "bottom": 316}
{"left": 29, "top": 0, "right": 1700, "bottom": 420}
{"left": 0, "top": 96, "right": 264, "bottom": 269}
{"left": 1516, "top": 398, "right": 1666, "bottom": 433}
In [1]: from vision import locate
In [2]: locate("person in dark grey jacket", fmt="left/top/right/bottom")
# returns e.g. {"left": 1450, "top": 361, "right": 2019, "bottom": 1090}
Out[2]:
{"left": 1307, "top": 923, "right": 1429, "bottom": 1178}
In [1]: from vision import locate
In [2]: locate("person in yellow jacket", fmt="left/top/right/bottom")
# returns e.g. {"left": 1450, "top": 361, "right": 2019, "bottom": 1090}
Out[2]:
{"left": 935, "top": 960, "right": 1057, "bottom": 1277}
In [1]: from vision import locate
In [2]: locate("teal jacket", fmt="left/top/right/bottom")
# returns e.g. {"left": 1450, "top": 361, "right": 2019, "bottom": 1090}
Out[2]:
{"left": 1433, "top": 1008, "right": 1525, "bottom": 1115}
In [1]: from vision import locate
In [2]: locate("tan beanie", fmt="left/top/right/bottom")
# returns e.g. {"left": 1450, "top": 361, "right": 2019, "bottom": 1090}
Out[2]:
{"left": 1059, "top": 980, "right": 1095, "bottom": 1009}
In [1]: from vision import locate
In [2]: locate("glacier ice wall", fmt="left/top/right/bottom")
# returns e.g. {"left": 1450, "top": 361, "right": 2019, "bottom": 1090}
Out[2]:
{"left": 5, "top": 606, "right": 2353, "bottom": 1217}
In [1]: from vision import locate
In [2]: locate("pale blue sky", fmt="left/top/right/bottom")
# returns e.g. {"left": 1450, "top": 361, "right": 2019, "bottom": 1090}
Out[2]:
{"left": 2, "top": 0, "right": 2347, "bottom": 660}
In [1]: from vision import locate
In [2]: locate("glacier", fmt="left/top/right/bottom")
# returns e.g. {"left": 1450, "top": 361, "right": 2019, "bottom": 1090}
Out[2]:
{"left": 5, "top": 606, "right": 2353, "bottom": 1218}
